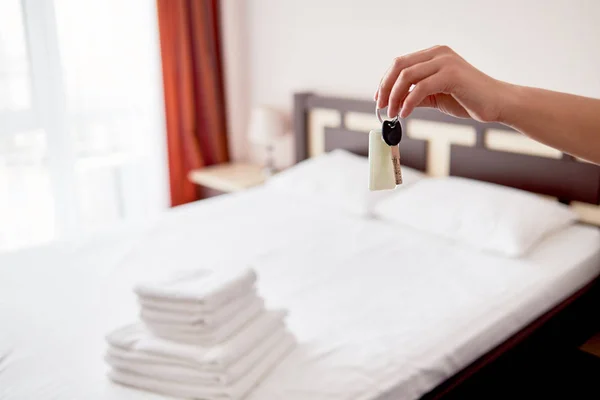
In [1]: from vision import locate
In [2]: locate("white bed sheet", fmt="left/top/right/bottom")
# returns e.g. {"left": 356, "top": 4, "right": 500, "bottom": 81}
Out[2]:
{"left": 0, "top": 187, "right": 599, "bottom": 400}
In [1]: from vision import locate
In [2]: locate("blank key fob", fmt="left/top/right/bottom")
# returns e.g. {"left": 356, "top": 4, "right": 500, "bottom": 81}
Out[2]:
{"left": 368, "top": 129, "right": 396, "bottom": 191}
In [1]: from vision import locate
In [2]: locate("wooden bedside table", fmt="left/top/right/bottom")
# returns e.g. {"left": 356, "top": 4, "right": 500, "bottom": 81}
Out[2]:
{"left": 188, "top": 163, "right": 267, "bottom": 198}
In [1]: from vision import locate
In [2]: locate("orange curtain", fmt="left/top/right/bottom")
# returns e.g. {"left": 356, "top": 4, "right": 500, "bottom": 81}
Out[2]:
{"left": 156, "top": 0, "right": 229, "bottom": 207}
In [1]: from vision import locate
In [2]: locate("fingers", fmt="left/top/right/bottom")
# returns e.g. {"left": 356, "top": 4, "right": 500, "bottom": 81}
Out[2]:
{"left": 387, "top": 59, "right": 441, "bottom": 118}
{"left": 375, "top": 46, "right": 441, "bottom": 110}
{"left": 399, "top": 73, "right": 450, "bottom": 118}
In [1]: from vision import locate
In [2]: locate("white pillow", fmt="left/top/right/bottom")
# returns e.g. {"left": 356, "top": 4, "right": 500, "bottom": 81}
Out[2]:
{"left": 266, "top": 149, "right": 425, "bottom": 217}
{"left": 373, "top": 176, "right": 578, "bottom": 257}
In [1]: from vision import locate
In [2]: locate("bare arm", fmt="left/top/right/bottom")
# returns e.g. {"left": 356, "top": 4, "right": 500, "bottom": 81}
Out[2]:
{"left": 375, "top": 45, "right": 600, "bottom": 164}
{"left": 501, "top": 85, "right": 600, "bottom": 164}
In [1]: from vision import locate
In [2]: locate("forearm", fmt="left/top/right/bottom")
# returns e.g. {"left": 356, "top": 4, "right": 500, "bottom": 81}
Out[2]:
{"left": 499, "top": 84, "right": 600, "bottom": 164}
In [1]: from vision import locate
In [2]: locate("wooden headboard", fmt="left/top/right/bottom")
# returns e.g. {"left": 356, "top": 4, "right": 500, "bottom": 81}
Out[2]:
{"left": 293, "top": 92, "right": 600, "bottom": 222}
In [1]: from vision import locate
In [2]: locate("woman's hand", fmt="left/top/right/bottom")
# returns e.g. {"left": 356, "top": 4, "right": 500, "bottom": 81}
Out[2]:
{"left": 375, "top": 45, "right": 509, "bottom": 123}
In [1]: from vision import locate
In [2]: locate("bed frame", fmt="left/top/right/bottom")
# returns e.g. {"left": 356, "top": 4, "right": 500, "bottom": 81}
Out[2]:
{"left": 293, "top": 92, "right": 600, "bottom": 399}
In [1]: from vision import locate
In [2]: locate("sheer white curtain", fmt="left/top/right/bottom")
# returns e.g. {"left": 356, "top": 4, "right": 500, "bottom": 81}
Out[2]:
{"left": 0, "top": 0, "right": 168, "bottom": 252}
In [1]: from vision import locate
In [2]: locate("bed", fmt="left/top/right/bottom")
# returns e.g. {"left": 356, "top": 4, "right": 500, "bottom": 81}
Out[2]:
{"left": 1, "top": 93, "right": 600, "bottom": 400}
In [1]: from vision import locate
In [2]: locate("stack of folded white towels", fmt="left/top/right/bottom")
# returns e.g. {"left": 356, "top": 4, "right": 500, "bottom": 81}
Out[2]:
{"left": 105, "top": 268, "right": 295, "bottom": 399}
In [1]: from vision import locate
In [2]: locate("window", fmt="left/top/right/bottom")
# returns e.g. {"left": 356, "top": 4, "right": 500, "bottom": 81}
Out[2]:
{"left": 0, "top": 0, "right": 168, "bottom": 252}
{"left": 0, "top": 0, "right": 31, "bottom": 112}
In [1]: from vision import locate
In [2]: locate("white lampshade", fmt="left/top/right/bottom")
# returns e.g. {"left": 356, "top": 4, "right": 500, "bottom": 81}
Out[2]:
{"left": 247, "top": 106, "right": 284, "bottom": 146}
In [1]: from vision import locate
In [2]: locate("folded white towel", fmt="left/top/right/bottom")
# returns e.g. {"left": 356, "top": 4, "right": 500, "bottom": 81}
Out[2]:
{"left": 105, "top": 328, "right": 287, "bottom": 385}
{"left": 139, "top": 291, "right": 258, "bottom": 326}
{"left": 108, "top": 332, "right": 295, "bottom": 400}
{"left": 140, "top": 296, "right": 264, "bottom": 333}
{"left": 134, "top": 268, "right": 257, "bottom": 310}
{"left": 106, "top": 310, "right": 286, "bottom": 369}
{"left": 145, "top": 297, "right": 264, "bottom": 345}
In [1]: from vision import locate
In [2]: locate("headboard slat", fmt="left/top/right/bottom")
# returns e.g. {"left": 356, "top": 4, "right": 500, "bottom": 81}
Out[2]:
{"left": 450, "top": 145, "right": 600, "bottom": 204}
{"left": 294, "top": 93, "right": 311, "bottom": 163}
{"left": 323, "top": 127, "right": 368, "bottom": 157}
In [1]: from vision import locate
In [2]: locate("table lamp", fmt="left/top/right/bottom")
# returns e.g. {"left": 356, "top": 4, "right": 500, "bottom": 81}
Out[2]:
{"left": 248, "top": 106, "right": 284, "bottom": 176}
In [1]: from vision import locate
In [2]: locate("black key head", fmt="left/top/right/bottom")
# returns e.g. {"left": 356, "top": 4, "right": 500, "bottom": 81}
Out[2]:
{"left": 382, "top": 118, "right": 402, "bottom": 146}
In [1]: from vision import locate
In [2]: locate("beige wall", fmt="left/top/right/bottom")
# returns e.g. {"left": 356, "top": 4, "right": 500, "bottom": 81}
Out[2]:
{"left": 223, "top": 0, "right": 600, "bottom": 166}
{"left": 220, "top": 0, "right": 250, "bottom": 163}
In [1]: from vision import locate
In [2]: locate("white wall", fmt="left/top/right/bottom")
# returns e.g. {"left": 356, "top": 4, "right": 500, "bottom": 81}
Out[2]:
{"left": 225, "top": 0, "right": 600, "bottom": 165}
{"left": 221, "top": 0, "right": 250, "bottom": 162}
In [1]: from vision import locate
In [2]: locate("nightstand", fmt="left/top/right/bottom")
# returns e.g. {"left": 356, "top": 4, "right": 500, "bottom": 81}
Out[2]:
{"left": 188, "top": 163, "right": 267, "bottom": 198}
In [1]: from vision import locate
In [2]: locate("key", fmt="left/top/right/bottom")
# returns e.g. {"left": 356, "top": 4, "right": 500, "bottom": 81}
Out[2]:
{"left": 381, "top": 117, "right": 403, "bottom": 185}
{"left": 368, "top": 128, "right": 396, "bottom": 191}
{"left": 390, "top": 145, "right": 402, "bottom": 185}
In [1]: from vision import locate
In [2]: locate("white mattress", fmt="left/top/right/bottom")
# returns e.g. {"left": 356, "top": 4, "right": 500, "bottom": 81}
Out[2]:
{"left": 1, "top": 187, "right": 599, "bottom": 400}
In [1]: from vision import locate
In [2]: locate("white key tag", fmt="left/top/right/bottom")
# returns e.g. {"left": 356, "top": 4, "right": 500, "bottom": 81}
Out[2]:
{"left": 368, "top": 128, "right": 396, "bottom": 191}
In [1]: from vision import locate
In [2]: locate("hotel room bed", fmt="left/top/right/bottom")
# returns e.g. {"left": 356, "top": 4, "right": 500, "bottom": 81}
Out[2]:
{"left": 1, "top": 185, "right": 600, "bottom": 400}
{"left": 2, "top": 92, "right": 600, "bottom": 400}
